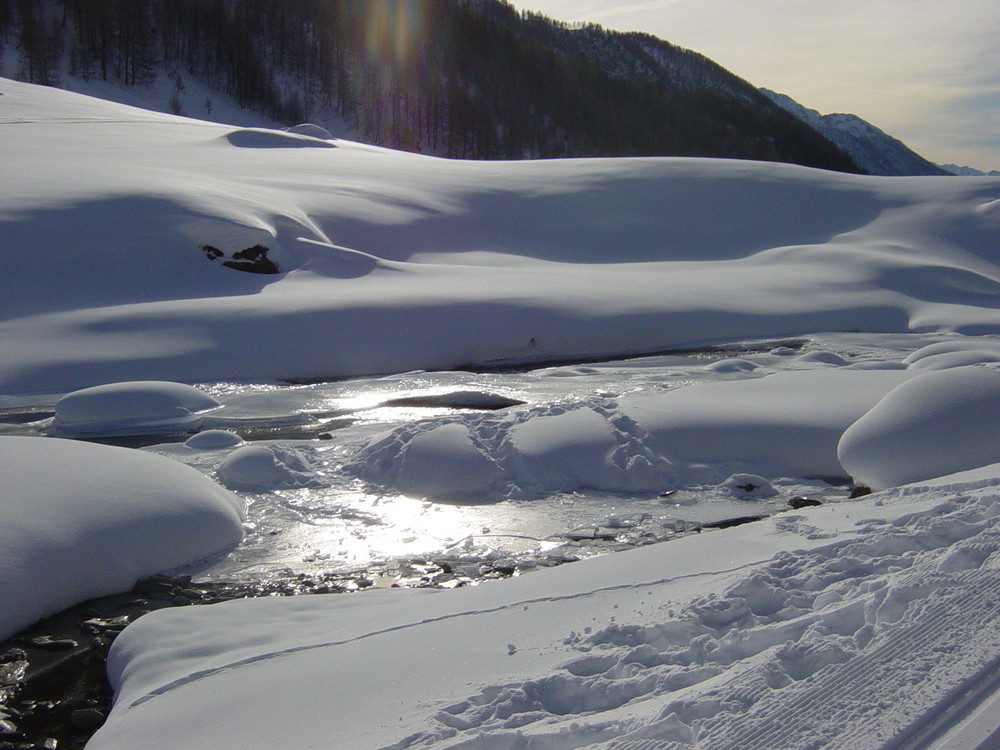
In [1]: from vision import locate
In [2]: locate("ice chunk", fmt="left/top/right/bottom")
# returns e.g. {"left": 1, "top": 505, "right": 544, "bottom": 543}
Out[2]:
{"left": 52, "top": 381, "right": 221, "bottom": 436}
{"left": 839, "top": 364, "right": 1000, "bottom": 488}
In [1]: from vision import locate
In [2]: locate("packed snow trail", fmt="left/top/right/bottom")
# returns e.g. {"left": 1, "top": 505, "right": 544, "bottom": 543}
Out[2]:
{"left": 407, "top": 484, "right": 1000, "bottom": 750}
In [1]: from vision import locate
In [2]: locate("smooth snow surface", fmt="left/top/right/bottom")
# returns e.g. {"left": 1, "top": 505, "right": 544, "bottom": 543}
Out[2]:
{"left": 0, "top": 437, "right": 244, "bottom": 641}
{"left": 90, "top": 472, "right": 1000, "bottom": 750}
{"left": 216, "top": 444, "right": 323, "bottom": 492}
{"left": 1, "top": 77, "right": 999, "bottom": 394}
{"left": 839, "top": 364, "right": 1000, "bottom": 489}
{"left": 51, "top": 381, "right": 221, "bottom": 436}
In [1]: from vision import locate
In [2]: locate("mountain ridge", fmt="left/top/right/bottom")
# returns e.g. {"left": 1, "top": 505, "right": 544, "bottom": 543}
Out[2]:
{"left": 760, "top": 88, "right": 949, "bottom": 177}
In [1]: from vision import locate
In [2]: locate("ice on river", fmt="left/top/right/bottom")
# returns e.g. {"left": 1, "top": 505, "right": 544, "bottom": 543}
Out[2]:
{"left": 112, "top": 333, "right": 998, "bottom": 584}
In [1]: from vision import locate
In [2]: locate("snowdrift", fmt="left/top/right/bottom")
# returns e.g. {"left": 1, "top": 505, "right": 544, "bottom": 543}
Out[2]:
{"left": 1, "top": 77, "right": 998, "bottom": 394}
{"left": 51, "top": 380, "right": 221, "bottom": 436}
{"left": 0, "top": 437, "right": 245, "bottom": 640}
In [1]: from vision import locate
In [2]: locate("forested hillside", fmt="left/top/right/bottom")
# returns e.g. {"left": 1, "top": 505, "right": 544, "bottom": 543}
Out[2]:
{"left": 0, "top": 0, "right": 861, "bottom": 171}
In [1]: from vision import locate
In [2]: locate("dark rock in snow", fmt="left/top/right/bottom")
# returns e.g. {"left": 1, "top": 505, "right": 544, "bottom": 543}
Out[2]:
{"left": 202, "top": 244, "right": 280, "bottom": 274}
{"left": 24, "top": 637, "right": 77, "bottom": 652}
{"left": 788, "top": 496, "right": 822, "bottom": 509}
{"left": 223, "top": 244, "right": 280, "bottom": 274}
{"left": 699, "top": 515, "right": 767, "bottom": 530}
{"left": 849, "top": 486, "right": 873, "bottom": 498}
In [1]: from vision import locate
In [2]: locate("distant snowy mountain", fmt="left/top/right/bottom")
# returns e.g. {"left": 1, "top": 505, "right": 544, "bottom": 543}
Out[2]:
{"left": 761, "top": 89, "right": 949, "bottom": 176}
{"left": 940, "top": 163, "right": 1000, "bottom": 177}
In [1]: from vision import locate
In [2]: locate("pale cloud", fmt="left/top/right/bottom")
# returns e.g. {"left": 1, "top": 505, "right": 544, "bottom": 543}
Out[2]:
{"left": 512, "top": 0, "right": 1000, "bottom": 170}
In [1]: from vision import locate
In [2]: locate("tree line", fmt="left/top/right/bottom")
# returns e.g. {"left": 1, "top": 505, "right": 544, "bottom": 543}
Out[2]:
{"left": 0, "top": 0, "right": 861, "bottom": 172}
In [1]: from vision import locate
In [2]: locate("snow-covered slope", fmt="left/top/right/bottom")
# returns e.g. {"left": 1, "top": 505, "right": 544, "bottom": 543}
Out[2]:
{"left": 761, "top": 89, "right": 949, "bottom": 176}
{"left": 1, "top": 77, "right": 998, "bottom": 397}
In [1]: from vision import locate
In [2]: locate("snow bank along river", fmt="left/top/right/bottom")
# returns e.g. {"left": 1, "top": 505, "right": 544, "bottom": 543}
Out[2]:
{"left": 0, "top": 77, "right": 999, "bottom": 748}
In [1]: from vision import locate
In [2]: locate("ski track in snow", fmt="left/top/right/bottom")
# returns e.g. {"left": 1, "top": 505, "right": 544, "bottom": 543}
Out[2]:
{"left": 121, "top": 558, "right": 763, "bottom": 712}
{"left": 393, "top": 485, "right": 1000, "bottom": 750}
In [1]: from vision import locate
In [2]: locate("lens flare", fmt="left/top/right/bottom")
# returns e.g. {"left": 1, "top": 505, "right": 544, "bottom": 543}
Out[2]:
{"left": 363, "top": 0, "right": 428, "bottom": 79}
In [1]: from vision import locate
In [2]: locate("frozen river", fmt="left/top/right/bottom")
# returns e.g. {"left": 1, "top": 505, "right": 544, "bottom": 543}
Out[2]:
{"left": 23, "top": 331, "right": 939, "bottom": 585}
{"left": 0, "top": 332, "right": 970, "bottom": 586}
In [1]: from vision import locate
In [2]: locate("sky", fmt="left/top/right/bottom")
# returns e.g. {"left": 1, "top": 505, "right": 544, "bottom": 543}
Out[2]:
{"left": 512, "top": 0, "right": 1000, "bottom": 172}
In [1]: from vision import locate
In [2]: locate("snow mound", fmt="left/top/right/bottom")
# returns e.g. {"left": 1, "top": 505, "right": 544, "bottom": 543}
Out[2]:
{"left": 619, "top": 369, "right": 910, "bottom": 480}
{"left": 184, "top": 430, "right": 245, "bottom": 450}
{"left": 51, "top": 381, "right": 221, "bottom": 436}
{"left": 348, "top": 369, "right": 910, "bottom": 501}
{"left": 793, "top": 350, "right": 850, "bottom": 367}
{"left": 216, "top": 444, "right": 323, "bottom": 492}
{"left": 387, "top": 423, "right": 504, "bottom": 501}
{"left": 704, "top": 358, "right": 760, "bottom": 373}
{"left": 903, "top": 338, "right": 1000, "bottom": 371}
{"left": 839, "top": 364, "right": 1000, "bottom": 488}
{"left": 223, "top": 127, "right": 337, "bottom": 148}
{"left": 0, "top": 436, "right": 244, "bottom": 641}
{"left": 283, "top": 123, "right": 334, "bottom": 140}
{"left": 350, "top": 403, "right": 676, "bottom": 501}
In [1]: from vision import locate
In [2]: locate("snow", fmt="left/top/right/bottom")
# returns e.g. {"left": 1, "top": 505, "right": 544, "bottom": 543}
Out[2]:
{"left": 347, "top": 368, "right": 911, "bottom": 502}
{"left": 839, "top": 364, "right": 1000, "bottom": 489}
{"left": 282, "top": 123, "right": 335, "bottom": 140}
{"left": 87, "top": 472, "right": 1000, "bottom": 750}
{"left": 0, "top": 79, "right": 999, "bottom": 748}
{"left": 0, "top": 436, "right": 245, "bottom": 641}
{"left": 183, "top": 429, "right": 245, "bottom": 450}
{"left": 215, "top": 444, "right": 324, "bottom": 492}
{"left": 51, "top": 381, "right": 221, "bottom": 436}
{"left": 1, "top": 76, "right": 1000, "bottom": 394}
